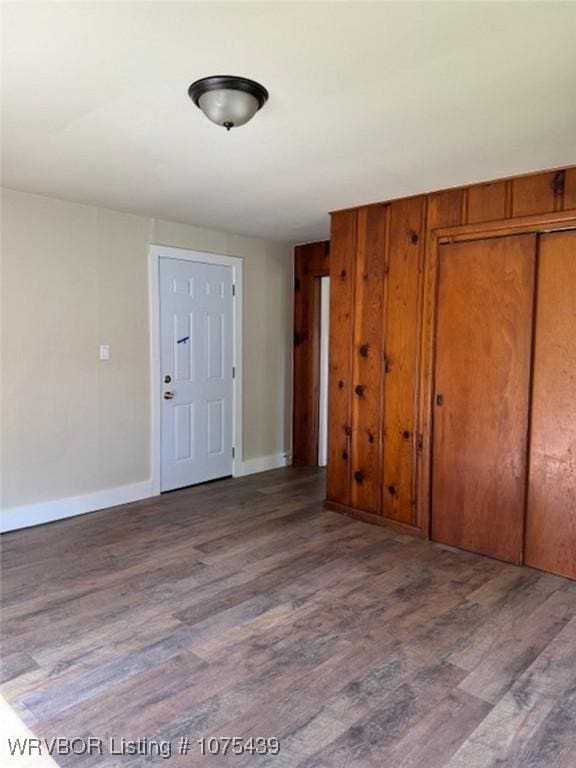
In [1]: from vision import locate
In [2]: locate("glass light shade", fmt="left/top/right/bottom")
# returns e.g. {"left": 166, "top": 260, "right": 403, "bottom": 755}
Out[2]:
{"left": 198, "top": 89, "right": 260, "bottom": 129}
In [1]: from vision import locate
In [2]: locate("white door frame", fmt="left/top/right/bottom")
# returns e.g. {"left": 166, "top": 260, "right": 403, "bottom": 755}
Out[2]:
{"left": 318, "top": 276, "right": 330, "bottom": 466}
{"left": 149, "top": 244, "right": 243, "bottom": 495}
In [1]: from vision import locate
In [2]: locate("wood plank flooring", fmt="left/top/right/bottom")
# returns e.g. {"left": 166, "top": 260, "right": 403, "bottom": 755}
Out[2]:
{"left": 1, "top": 466, "right": 576, "bottom": 767}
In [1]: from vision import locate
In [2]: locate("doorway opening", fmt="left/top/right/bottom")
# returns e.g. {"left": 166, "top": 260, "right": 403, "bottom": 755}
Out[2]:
{"left": 292, "top": 240, "right": 330, "bottom": 469}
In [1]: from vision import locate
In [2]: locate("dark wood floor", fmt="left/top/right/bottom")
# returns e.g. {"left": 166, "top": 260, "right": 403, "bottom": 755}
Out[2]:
{"left": 1, "top": 467, "right": 576, "bottom": 767}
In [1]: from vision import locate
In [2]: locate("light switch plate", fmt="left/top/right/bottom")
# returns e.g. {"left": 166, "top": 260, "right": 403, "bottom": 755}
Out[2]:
{"left": 99, "top": 344, "right": 110, "bottom": 361}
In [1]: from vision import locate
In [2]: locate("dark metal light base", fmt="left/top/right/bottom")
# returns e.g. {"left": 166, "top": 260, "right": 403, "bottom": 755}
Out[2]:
{"left": 188, "top": 75, "right": 269, "bottom": 110}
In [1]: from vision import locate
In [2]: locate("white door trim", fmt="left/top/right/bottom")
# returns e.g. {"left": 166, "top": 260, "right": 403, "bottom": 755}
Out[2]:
{"left": 149, "top": 245, "right": 243, "bottom": 495}
{"left": 318, "top": 276, "right": 330, "bottom": 467}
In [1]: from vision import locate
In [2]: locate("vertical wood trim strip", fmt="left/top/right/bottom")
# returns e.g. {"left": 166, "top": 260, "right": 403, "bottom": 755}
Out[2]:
{"left": 411, "top": 197, "right": 427, "bottom": 525}
{"left": 380, "top": 205, "right": 391, "bottom": 515}
{"left": 505, "top": 180, "right": 513, "bottom": 219}
{"left": 521, "top": 232, "right": 542, "bottom": 565}
{"left": 461, "top": 188, "right": 469, "bottom": 225}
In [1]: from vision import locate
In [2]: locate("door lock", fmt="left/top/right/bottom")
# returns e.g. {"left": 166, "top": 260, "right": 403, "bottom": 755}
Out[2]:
{"left": 163, "top": 391, "right": 175, "bottom": 400}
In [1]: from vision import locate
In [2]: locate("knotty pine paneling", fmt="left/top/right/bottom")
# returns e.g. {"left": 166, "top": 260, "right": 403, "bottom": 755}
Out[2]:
{"left": 317, "top": 164, "right": 576, "bottom": 543}
{"left": 381, "top": 196, "right": 426, "bottom": 525}
{"left": 326, "top": 211, "right": 357, "bottom": 504}
{"left": 293, "top": 241, "right": 329, "bottom": 466}
{"left": 511, "top": 171, "right": 560, "bottom": 217}
{"left": 564, "top": 168, "right": 576, "bottom": 209}
{"left": 467, "top": 181, "right": 509, "bottom": 223}
{"left": 350, "top": 205, "right": 388, "bottom": 514}
{"left": 427, "top": 188, "right": 466, "bottom": 230}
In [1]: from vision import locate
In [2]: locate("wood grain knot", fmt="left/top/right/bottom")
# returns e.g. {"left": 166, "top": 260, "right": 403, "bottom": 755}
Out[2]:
{"left": 359, "top": 344, "right": 369, "bottom": 358}
{"left": 338, "top": 379, "right": 344, "bottom": 389}
{"left": 354, "top": 471, "right": 365, "bottom": 484}
{"left": 552, "top": 170, "right": 565, "bottom": 196}
{"left": 388, "top": 484, "right": 397, "bottom": 496}
{"left": 342, "top": 450, "right": 348, "bottom": 460}
{"left": 410, "top": 231, "right": 419, "bottom": 244}
{"left": 402, "top": 430, "right": 411, "bottom": 440}
{"left": 340, "top": 269, "right": 346, "bottom": 278}
{"left": 344, "top": 425, "right": 352, "bottom": 437}
{"left": 354, "top": 384, "right": 365, "bottom": 397}
{"left": 367, "top": 431, "right": 375, "bottom": 444}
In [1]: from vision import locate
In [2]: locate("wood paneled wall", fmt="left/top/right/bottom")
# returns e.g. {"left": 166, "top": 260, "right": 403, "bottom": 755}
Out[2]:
{"left": 326, "top": 165, "right": 576, "bottom": 536}
{"left": 293, "top": 240, "right": 329, "bottom": 466}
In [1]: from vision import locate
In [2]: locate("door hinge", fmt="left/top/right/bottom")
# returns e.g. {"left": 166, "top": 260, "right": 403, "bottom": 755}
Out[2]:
{"left": 232, "top": 284, "right": 236, "bottom": 296}
{"left": 232, "top": 366, "right": 236, "bottom": 379}
{"left": 232, "top": 447, "right": 235, "bottom": 458}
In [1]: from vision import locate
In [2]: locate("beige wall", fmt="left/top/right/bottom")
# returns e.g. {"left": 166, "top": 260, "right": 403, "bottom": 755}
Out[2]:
{"left": 0, "top": 188, "right": 293, "bottom": 509}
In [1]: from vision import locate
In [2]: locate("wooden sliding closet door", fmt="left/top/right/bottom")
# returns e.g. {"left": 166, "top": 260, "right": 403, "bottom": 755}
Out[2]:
{"left": 431, "top": 234, "right": 536, "bottom": 563}
{"left": 525, "top": 230, "right": 576, "bottom": 579}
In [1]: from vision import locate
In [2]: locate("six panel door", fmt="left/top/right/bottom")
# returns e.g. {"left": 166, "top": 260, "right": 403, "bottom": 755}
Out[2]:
{"left": 431, "top": 234, "right": 537, "bottom": 563}
{"left": 525, "top": 231, "right": 576, "bottom": 579}
{"left": 160, "top": 257, "right": 234, "bottom": 492}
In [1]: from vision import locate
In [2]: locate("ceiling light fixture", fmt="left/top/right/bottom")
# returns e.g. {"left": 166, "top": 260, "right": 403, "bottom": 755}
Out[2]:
{"left": 188, "top": 75, "right": 269, "bottom": 131}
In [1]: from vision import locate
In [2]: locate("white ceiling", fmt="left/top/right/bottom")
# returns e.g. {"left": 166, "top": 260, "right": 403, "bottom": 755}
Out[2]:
{"left": 2, "top": 2, "right": 576, "bottom": 244}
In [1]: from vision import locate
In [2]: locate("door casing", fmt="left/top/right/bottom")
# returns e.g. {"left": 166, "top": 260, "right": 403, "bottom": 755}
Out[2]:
{"left": 149, "top": 245, "right": 243, "bottom": 495}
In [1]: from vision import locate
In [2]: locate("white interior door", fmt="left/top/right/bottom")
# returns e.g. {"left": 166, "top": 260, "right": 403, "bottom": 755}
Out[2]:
{"left": 318, "top": 276, "right": 330, "bottom": 467}
{"left": 160, "top": 257, "right": 234, "bottom": 491}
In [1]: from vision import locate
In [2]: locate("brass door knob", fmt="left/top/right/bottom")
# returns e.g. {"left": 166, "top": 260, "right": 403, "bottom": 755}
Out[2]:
{"left": 163, "top": 391, "right": 175, "bottom": 400}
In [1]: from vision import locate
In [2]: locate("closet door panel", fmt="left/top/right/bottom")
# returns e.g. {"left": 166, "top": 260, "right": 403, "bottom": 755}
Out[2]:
{"left": 381, "top": 196, "right": 425, "bottom": 524}
{"left": 431, "top": 234, "right": 537, "bottom": 563}
{"left": 350, "top": 205, "right": 388, "bottom": 513}
{"left": 326, "top": 210, "right": 357, "bottom": 505}
{"left": 525, "top": 230, "right": 576, "bottom": 579}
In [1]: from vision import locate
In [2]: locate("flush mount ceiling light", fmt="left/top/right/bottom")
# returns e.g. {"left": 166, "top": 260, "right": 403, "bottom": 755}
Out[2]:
{"left": 188, "top": 75, "right": 269, "bottom": 131}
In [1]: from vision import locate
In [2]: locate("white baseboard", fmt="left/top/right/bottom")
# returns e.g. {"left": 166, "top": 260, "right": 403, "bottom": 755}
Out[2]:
{"left": 1, "top": 455, "right": 294, "bottom": 533}
{"left": 0, "top": 480, "right": 155, "bottom": 534}
{"left": 237, "top": 452, "right": 292, "bottom": 477}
